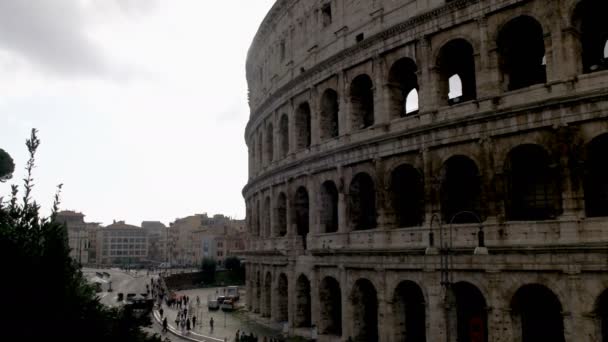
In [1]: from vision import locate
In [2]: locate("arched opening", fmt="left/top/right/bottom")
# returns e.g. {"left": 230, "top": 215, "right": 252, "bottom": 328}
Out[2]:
{"left": 263, "top": 272, "right": 272, "bottom": 318}
{"left": 295, "top": 275, "right": 312, "bottom": 328}
{"left": 351, "top": 279, "right": 378, "bottom": 342}
{"left": 320, "top": 89, "right": 339, "bottom": 140}
{"left": 263, "top": 196, "right": 271, "bottom": 237}
{"left": 584, "top": 134, "right": 608, "bottom": 217}
{"left": 279, "top": 114, "right": 289, "bottom": 158}
{"left": 320, "top": 181, "right": 339, "bottom": 233}
{"left": 265, "top": 123, "right": 274, "bottom": 164}
{"left": 276, "top": 273, "right": 289, "bottom": 323}
{"left": 349, "top": 173, "right": 377, "bottom": 230}
{"left": 388, "top": 58, "right": 419, "bottom": 118}
{"left": 255, "top": 271, "right": 261, "bottom": 313}
{"left": 294, "top": 187, "right": 309, "bottom": 249}
{"left": 276, "top": 192, "right": 287, "bottom": 236}
{"left": 319, "top": 276, "right": 342, "bottom": 336}
{"left": 257, "top": 132, "right": 263, "bottom": 168}
{"left": 350, "top": 74, "right": 374, "bottom": 129}
{"left": 393, "top": 281, "right": 426, "bottom": 342}
{"left": 497, "top": 16, "right": 547, "bottom": 90}
{"left": 596, "top": 289, "right": 608, "bottom": 342}
{"left": 511, "top": 284, "right": 565, "bottom": 342}
{"left": 295, "top": 102, "right": 312, "bottom": 150}
{"left": 572, "top": 0, "right": 608, "bottom": 73}
{"left": 390, "top": 164, "right": 424, "bottom": 228}
{"left": 505, "top": 144, "right": 561, "bottom": 220}
{"left": 437, "top": 39, "right": 477, "bottom": 105}
{"left": 254, "top": 200, "right": 261, "bottom": 237}
{"left": 448, "top": 282, "right": 488, "bottom": 342}
{"left": 441, "top": 156, "right": 482, "bottom": 223}
{"left": 406, "top": 89, "right": 419, "bottom": 114}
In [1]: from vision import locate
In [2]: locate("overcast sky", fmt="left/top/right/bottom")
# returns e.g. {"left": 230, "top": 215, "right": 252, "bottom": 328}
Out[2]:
{"left": 0, "top": 0, "right": 275, "bottom": 226}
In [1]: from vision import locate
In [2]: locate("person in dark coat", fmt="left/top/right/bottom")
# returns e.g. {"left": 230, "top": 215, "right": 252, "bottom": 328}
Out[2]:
{"left": 162, "top": 317, "right": 168, "bottom": 333}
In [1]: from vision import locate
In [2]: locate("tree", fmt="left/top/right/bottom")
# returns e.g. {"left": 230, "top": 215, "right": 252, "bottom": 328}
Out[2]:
{"left": 200, "top": 257, "right": 217, "bottom": 284}
{"left": 224, "top": 256, "right": 241, "bottom": 270}
{"left": 0, "top": 129, "right": 162, "bottom": 342}
{"left": 0, "top": 148, "right": 14, "bottom": 182}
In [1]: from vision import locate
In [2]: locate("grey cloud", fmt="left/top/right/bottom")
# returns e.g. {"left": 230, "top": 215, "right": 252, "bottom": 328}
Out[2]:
{"left": 0, "top": 0, "right": 149, "bottom": 79}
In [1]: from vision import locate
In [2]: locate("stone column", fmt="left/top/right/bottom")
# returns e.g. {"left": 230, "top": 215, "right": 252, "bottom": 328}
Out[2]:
{"left": 285, "top": 181, "right": 295, "bottom": 237}
{"left": 269, "top": 189, "right": 276, "bottom": 238}
{"left": 339, "top": 71, "right": 353, "bottom": 134}
{"left": 310, "top": 87, "right": 321, "bottom": 147}
{"left": 373, "top": 56, "right": 390, "bottom": 126}
{"left": 563, "top": 274, "right": 597, "bottom": 342}
{"left": 310, "top": 268, "right": 321, "bottom": 331}
{"left": 374, "top": 158, "right": 390, "bottom": 228}
{"left": 288, "top": 266, "right": 297, "bottom": 331}
{"left": 426, "top": 281, "right": 448, "bottom": 342}
{"left": 486, "top": 272, "right": 514, "bottom": 342}
{"left": 375, "top": 269, "right": 390, "bottom": 342}
{"left": 288, "top": 99, "right": 296, "bottom": 155}
{"left": 418, "top": 36, "right": 439, "bottom": 114}
{"left": 340, "top": 266, "right": 352, "bottom": 340}
{"left": 337, "top": 166, "right": 349, "bottom": 234}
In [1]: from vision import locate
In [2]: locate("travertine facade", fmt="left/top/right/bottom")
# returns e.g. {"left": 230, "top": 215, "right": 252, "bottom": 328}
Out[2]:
{"left": 243, "top": 0, "right": 608, "bottom": 341}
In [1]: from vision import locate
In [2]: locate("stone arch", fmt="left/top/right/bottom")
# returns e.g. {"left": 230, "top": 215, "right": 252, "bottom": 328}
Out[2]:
{"left": 279, "top": 114, "right": 289, "bottom": 158}
{"left": 320, "top": 180, "right": 339, "bottom": 233}
{"left": 294, "top": 186, "right": 310, "bottom": 248}
{"left": 387, "top": 57, "right": 418, "bottom": 118}
{"left": 350, "top": 278, "right": 378, "bottom": 342}
{"left": 276, "top": 273, "right": 288, "bottom": 323}
{"left": 295, "top": 102, "right": 312, "bottom": 150}
{"left": 350, "top": 74, "right": 374, "bottom": 129}
{"left": 595, "top": 289, "right": 608, "bottom": 342}
{"left": 572, "top": 0, "right": 608, "bottom": 73}
{"left": 265, "top": 123, "right": 274, "bottom": 164}
{"left": 393, "top": 280, "right": 426, "bottom": 342}
{"left": 275, "top": 192, "right": 287, "bottom": 236}
{"left": 497, "top": 15, "right": 547, "bottom": 90}
{"left": 319, "top": 276, "right": 342, "bottom": 336}
{"left": 390, "top": 164, "right": 424, "bottom": 228}
{"left": 436, "top": 39, "right": 477, "bottom": 104}
{"left": 263, "top": 196, "right": 271, "bottom": 237}
{"left": 448, "top": 281, "right": 488, "bottom": 342}
{"left": 511, "top": 284, "right": 565, "bottom": 342}
{"left": 320, "top": 88, "right": 339, "bottom": 140}
{"left": 263, "top": 271, "right": 272, "bottom": 317}
{"left": 504, "top": 144, "right": 562, "bottom": 220}
{"left": 440, "top": 155, "right": 482, "bottom": 223}
{"left": 349, "top": 172, "right": 377, "bottom": 230}
{"left": 584, "top": 133, "right": 608, "bottom": 217}
{"left": 255, "top": 270, "right": 261, "bottom": 313}
{"left": 295, "top": 274, "right": 312, "bottom": 328}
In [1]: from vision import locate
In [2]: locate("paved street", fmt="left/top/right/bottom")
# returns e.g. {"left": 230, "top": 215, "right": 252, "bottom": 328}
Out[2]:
{"left": 83, "top": 268, "right": 282, "bottom": 342}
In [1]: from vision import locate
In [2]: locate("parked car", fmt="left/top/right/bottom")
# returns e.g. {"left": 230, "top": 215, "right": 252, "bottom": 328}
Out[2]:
{"left": 226, "top": 286, "right": 240, "bottom": 301}
{"left": 220, "top": 299, "right": 235, "bottom": 311}
{"left": 117, "top": 293, "right": 124, "bottom": 302}
{"left": 126, "top": 293, "right": 137, "bottom": 304}
{"left": 208, "top": 299, "right": 219, "bottom": 311}
{"left": 217, "top": 295, "right": 226, "bottom": 304}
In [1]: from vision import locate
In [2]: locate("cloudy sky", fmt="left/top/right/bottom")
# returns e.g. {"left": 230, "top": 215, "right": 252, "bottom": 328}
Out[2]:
{"left": 0, "top": 0, "right": 275, "bottom": 225}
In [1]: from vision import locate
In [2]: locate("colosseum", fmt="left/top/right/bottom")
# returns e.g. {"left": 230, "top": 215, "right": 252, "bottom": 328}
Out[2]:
{"left": 242, "top": 0, "right": 608, "bottom": 341}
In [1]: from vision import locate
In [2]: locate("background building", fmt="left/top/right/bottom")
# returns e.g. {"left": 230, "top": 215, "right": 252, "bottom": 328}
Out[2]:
{"left": 55, "top": 210, "right": 97, "bottom": 265}
{"left": 97, "top": 221, "right": 148, "bottom": 266}
{"left": 142, "top": 221, "right": 167, "bottom": 264}
{"left": 243, "top": 0, "right": 608, "bottom": 341}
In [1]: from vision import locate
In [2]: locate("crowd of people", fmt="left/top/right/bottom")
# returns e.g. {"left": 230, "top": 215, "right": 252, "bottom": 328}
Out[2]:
{"left": 234, "top": 330, "right": 285, "bottom": 342}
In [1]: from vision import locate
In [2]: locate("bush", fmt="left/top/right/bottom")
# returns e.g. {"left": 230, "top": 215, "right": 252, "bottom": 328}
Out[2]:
{"left": 200, "top": 257, "right": 216, "bottom": 284}
{"left": 224, "top": 256, "right": 241, "bottom": 270}
{"left": 0, "top": 129, "right": 161, "bottom": 342}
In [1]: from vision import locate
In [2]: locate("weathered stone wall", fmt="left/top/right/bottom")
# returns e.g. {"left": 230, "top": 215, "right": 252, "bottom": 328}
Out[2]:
{"left": 244, "top": 0, "right": 608, "bottom": 340}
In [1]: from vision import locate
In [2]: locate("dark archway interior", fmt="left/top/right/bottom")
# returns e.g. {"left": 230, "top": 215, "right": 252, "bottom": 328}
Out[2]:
{"left": 573, "top": 0, "right": 608, "bottom": 73}
{"left": 265, "top": 124, "right": 274, "bottom": 164}
{"left": 394, "top": 281, "right": 426, "bottom": 342}
{"left": 350, "top": 75, "right": 374, "bottom": 129}
{"left": 451, "top": 282, "right": 488, "bottom": 342}
{"left": 276, "top": 192, "right": 287, "bottom": 236}
{"left": 505, "top": 144, "right": 561, "bottom": 220}
{"left": 437, "top": 39, "right": 477, "bottom": 104}
{"left": 391, "top": 164, "right": 424, "bottom": 228}
{"left": 351, "top": 279, "right": 378, "bottom": 342}
{"left": 388, "top": 58, "right": 418, "bottom": 117}
{"left": 296, "top": 275, "right": 312, "bottom": 328}
{"left": 295, "top": 102, "right": 312, "bottom": 150}
{"left": 511, "top": 284, "right": 565, "bottom": 342}
{"left": 263, "top": 196, "right": 271, "bottom": 237}
{"left": 279, "top": 114, "right": 289, "bottom": 158}
{"left": 321, "top": 89, "right": 340, "bottom": 140}
{"left": 319, "top": 276, "right": 342, "bottom": 336}
{"left": 441, "top": 156, "right": 482, "bottom": 223}
{"left": 597, "top": 289, "right": 608, "bottom": 342}
{"left": 263, "top": 272, "right": 272, "bottom": 318}
{"left": 585, "top": 134, "right": 608, "bottom": 217}
{"left": 498, "top": 16, "right": 547, "bottom": 90}
{"left": 321, "top": 181, "right": 339, "bottom": 233}
{"left": 349, "top": 173, "right": 377, "bottom": 230}
{"left": 294, "top": 187, "right": 310, "bottom": 248}
{"left": 277, "top": 274, "right": 289, "bottom": 322}
{"left": 255, "top": 271, "right": 261, "bottom": 313}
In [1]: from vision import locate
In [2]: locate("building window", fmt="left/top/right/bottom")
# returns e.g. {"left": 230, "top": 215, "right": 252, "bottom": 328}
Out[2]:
{"left": 437, "top": 39, "right": 477, "bottom": 105}
{"left": 321, "top": 3, "right": 332, "bottom": 27}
